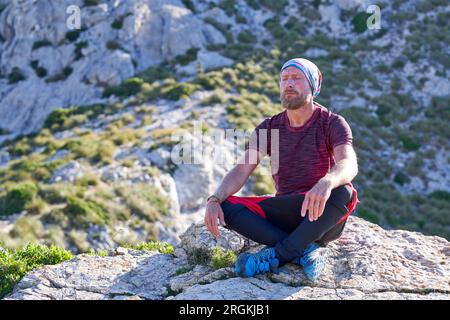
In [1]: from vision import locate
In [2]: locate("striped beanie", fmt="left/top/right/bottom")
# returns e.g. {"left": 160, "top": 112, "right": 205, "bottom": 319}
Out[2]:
{"left": 280, "top": 58, "right": 323, "bottom": 97}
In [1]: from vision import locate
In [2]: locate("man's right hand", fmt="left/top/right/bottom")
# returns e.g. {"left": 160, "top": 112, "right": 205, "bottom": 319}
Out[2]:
{"left": 204, "top": 200, "right": 226, "bottom": 239}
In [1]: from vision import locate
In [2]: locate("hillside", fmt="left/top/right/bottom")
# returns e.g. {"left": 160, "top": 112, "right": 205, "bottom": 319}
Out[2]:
{"left": 0, "top": 0, "right": 449, "bottom": 256}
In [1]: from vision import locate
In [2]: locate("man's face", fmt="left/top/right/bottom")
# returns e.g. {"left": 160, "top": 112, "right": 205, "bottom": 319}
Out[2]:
{"left": 279, "top": 67, "right": 313, "bottom": 110}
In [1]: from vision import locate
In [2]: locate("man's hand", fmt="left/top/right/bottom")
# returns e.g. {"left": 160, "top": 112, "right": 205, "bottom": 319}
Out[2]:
{"left": 301, "top": 178, "right": 333, "bottom": 222}
{"left": 204, "top": 200, "right": 226, "bottom": 239}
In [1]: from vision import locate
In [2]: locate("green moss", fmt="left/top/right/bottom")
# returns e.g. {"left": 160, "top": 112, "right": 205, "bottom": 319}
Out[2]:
{"left": 0, "top": 243, "right": 73, "bottom": 298}
{"left": 0, "top": 182, "right": 38, "bottom": 216}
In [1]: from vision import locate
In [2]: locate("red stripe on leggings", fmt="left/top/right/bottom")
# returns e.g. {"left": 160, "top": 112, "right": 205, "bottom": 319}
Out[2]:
{"left": 225, "top": 183, "right": 360, "bottom": 225}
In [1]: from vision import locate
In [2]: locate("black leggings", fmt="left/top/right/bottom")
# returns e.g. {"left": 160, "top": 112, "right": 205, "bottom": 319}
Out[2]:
{"left": 221, "top": 184, "right": 354, "bottom": 266}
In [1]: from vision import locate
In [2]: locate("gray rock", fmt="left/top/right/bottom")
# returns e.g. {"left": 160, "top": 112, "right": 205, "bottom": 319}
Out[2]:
{"left": 4, "top": 217, "right": 450, "bottom": 300}
{"left": 49, "top": 160, "right": 87, "bottom": 184}
{"left": 0, "top": 0, "right": 226, "bottom": 137}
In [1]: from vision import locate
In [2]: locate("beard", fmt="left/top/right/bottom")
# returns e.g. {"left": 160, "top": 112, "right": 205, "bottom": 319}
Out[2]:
{"left": 280, "top": 91, "right": 310, "bottom": 110}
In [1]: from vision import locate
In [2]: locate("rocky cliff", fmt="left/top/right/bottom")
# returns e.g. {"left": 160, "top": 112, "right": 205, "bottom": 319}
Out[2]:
{"left": 4, "top": 217, "right": 449, "bottom": 300}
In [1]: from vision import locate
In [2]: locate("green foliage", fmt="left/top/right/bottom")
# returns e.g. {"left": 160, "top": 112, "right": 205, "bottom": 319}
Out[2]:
{"left": 103, "top": 77, "right": 144, "bottom": 98}
{"left": 175, "top": 265, "right": 195, "bottom": 276}
{"left": 7, "top": 67, "right": 26, "bottom": 84}
{"left": 74, "top": 41, "right": 88, "bottom": 60}
{"left": 63, "top": 196, "right": 108, "bottom": 228}
{"left": 84, "top": 0, "right": 102, "bottom": 6}
{"left": 174, "top": 48, "right": 199, "bottom": 66}
{"left": 0, "top": 182, "right": 38, "bottom": 216}
{"left": 106, "top": 40, "right": 122, "bottom": 50}
{"left": 30, "top": 60, "right": 47, "bottom": 78}
{"left": 116, "top": 184, "right": 171, "bottom": 222}
{"left": 0, "top": 244, "right": 73, "bottom": 298}
{"left": 219, "top": 0, "right": 237, "bottom": 16}
{"left": 65, "top": 29, "right": 84, "bottom": 42}
{"left": 237, "top": 30, "right": 257, "bottom": 44}
{"left": 46, "top": 66, "right": 73, "bottom": 83}
{"left": 210, "top": 247, "right": 236, "bottom": 270}
{"left": 124, "top": 241, "right": 174, "bottom": 254}
{"left": 32, "top": 39, "right": 52, "bottom": 50}
{"left": 181, "top": 0, "right": 196, "bottom": 13}
{"left": 351, "top": 12, "right": 371, "bottom": 33}
{"left": 259, "top": 0, "right": 288, "bottom": 13}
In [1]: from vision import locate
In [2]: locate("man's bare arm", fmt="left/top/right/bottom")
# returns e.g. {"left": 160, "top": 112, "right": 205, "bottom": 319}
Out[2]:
{"left": 301, "top": 144, "right": 358, "bottom": 222}
{"left": 323, "top": 144, "right": 358, "bottom": 189}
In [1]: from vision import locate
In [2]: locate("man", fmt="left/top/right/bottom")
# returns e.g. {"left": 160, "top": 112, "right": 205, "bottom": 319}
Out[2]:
{"left": 204, "top": 58, "right": 360, "bottom": 280}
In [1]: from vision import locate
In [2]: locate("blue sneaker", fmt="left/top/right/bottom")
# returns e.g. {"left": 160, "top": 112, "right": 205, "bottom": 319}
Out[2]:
{"left": 235, "top": 247, "right": 280, "bottom": 278}
{"left": 292, "top": 243, "right": 328, "bottom": 281}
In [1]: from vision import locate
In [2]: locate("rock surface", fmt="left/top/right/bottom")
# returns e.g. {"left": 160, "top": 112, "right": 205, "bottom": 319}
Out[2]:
{"left": 0, "top": 0, "right": 225, "bottom": 138}
{"left": 5, "top": 217, "right": 450, "bottom": 300}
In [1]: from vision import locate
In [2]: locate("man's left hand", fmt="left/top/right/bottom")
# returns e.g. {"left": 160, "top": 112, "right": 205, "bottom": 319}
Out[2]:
{"left": 301, "top": 178, "right": 333, "bottom": 222}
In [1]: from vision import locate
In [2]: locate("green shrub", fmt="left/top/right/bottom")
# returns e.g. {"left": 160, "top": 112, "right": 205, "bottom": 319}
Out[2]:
{"left": 0, "top": 182, "right": 38, "bottom": 216}
{"left": 106, "top": 40, "right": 122, "bottom": 50}
{"left": 63, "top": 196, "right": 108, "bottom": 228}
{"left": 84, "top": 0, "right": 102, "bottom": 6}
{"left": 0, "top": 244, "right": 73, "bottom": 298}
{"left": 219, "top": 0, "right": 237, "bottom": 16}
{"left": 32, "top": 39, "right": 52, "bottom": 50}
{"left": 181, "top": 0, "right": 196, "bottom": 12}
{"left": 65, "top": 29, "right": 84, "bottom": 42}
{"left": 351, "top": 12, "right": 371, "bottom": 33}
{"left": 123, "top": 241, "right": 174, "bottom": 254}
{"left": 259, "top": 0, "right": 287, "bottom": 13}
{"left": 92, "top": 140, "right": 116, "bottom": 164}
{"left": 7, "top": 67, "right": 26, "bottom": 84}
{"left": 237, "top": 30, "right": 257, "bottom": 44}
{"left": 30, "top": 60, "right": 47, "bottom": 78}
{"left": 46, "top": 66, "right": 73, "bottom": 83}
{"left": 210, "top": 247, "right": 236, "bottom": 270}
{"left": 174, "top": 48, "right": 199, "bottom": 66}
{"left": 175, "top": 265, "right": 195, "bottom": 276}
{"left": 116, "top": 184, "right": 171, "bottom": 222}
{"left": 103, "top": 77, "right": 144, "bottom": 98}
{"left": 74, "top": 41, "right": 88, "bottom": 60}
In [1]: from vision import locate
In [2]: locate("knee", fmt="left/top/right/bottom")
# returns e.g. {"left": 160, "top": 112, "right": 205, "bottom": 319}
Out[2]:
{"left": 328, "top": 184, "right": 353, "bottom": 208}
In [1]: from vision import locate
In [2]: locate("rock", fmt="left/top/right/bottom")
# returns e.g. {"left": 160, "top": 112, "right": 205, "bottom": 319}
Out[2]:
{"left": 5, "top": 250, "right": 181, "bottom": 300}
{"left": 0, "top": 0, "right": 226, "bottom": 137}
{"left": 4, "top": 217, "right": 450, "bottom": 300}
{"left": 49, "top": 160, "right": 87, "bottom": 184}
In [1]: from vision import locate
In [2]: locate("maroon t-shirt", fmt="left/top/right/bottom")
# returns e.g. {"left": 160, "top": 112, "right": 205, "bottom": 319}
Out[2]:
{"left": 246, "top": 102, "right": 353, "bottom": 196}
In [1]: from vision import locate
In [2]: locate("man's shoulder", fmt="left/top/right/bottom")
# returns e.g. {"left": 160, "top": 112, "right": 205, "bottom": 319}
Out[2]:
{"left": 257, "top": 110, "right": 285, "bottom": 129}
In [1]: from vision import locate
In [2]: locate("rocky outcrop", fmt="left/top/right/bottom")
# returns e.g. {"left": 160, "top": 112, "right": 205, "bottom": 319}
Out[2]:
{"left": 0, "top": 0, "right": 226, "bottom": 138}
{"left": 5, "top": 217, "right": 449, "bottom": 300}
